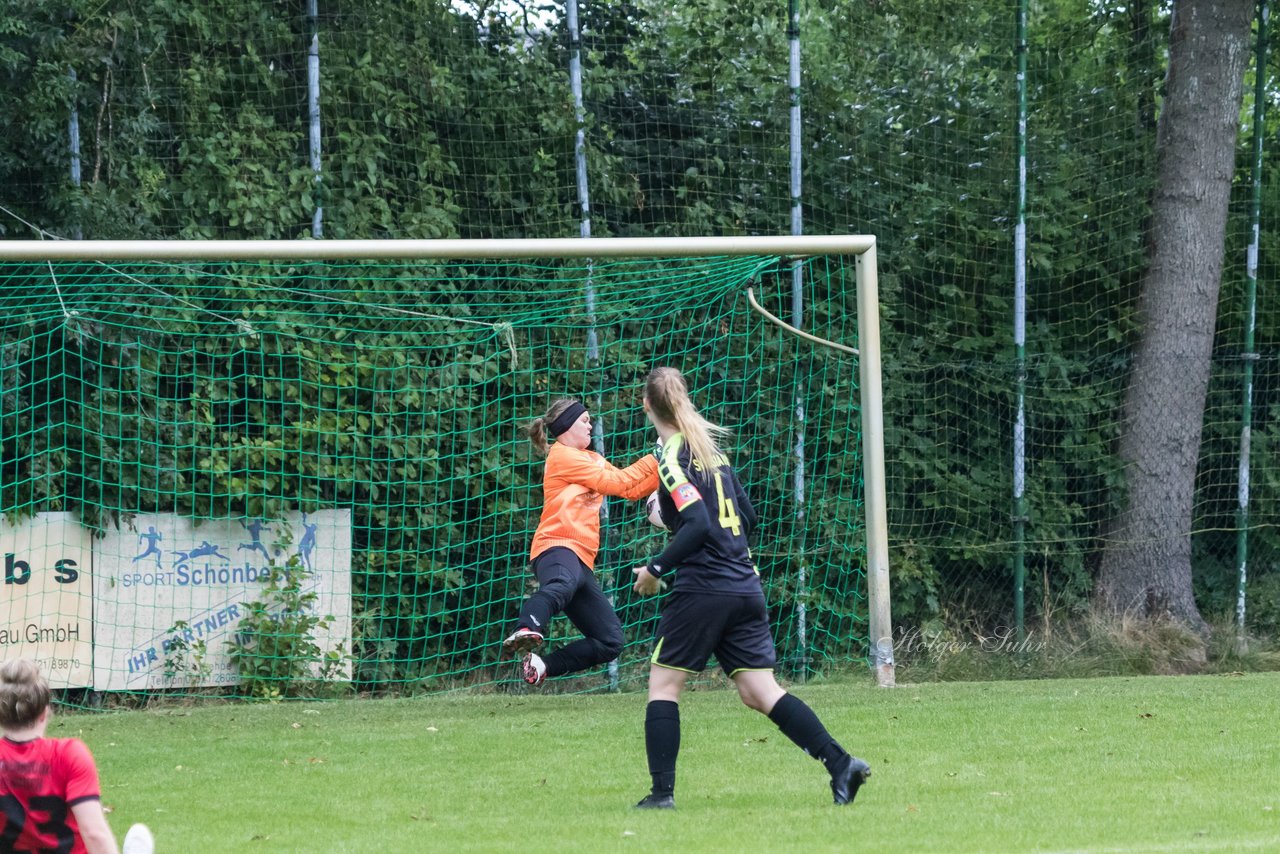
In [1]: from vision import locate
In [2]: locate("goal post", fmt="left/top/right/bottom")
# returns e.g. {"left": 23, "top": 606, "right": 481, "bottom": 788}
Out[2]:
{"left": 0, "top": 236, "right": 893, "bottom": 695}
{"left": 855, "top": 244, "right": 894, "bottom": 687}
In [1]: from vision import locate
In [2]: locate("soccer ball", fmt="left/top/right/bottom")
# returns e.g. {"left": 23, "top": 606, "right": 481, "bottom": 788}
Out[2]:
{"left": 646, "top": 491, "right": 668, "bottom": 530}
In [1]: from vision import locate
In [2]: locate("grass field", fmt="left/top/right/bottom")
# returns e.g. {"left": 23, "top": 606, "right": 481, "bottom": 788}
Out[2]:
{"left": 55, "top": 672, "right": 1280, "bottom": 853}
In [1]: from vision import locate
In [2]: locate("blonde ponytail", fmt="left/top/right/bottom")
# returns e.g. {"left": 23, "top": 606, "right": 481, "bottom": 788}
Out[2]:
{"left": 644, "top": 367, "right": 730, "bottom": 471}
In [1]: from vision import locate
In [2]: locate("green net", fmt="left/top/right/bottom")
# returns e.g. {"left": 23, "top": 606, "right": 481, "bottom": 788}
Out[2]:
{"left": 0, "top": 254, "right": 866, "bottom": 700}
{"left": 2, "top": 0, "right": 1278, "bottom": 663}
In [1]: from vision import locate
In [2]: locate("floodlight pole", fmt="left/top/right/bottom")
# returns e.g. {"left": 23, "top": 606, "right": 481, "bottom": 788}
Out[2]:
{"left": 307, "top": 0, "right": 324, "bottom": 239}
{"left": 1235, "top": 0, "right": 1269, "bottom": 656}
{"left": 565, "top": 0, "right": 618, "bottom": 691}
{"left": 788, "top": 0, "right": 810, "bottom": 681}
{"left": 1012, "top": 0, "right": 1030, "bottom": 645}
{"left": 68, "top": 68, "right": 83, "bottom": 240}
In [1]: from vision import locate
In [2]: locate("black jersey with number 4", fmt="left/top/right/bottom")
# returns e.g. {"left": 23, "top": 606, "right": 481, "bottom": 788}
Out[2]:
{"left": 648, "top": 433, "right": 760, "bottom": 595}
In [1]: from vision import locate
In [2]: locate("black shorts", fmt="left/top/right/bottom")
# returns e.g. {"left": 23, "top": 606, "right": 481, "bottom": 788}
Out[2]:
{"left": 650, "top": 591, "right": 777, "bottom": 676}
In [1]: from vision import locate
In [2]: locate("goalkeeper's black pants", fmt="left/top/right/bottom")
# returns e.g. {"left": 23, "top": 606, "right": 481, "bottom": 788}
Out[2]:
{"left": 516, "top": 547, "right": 624, "bottom": 678}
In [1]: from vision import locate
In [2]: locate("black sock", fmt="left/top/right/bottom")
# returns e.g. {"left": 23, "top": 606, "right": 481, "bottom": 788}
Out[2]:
{"left": 645, "top": 700, "right": 680, "bottom": 796}
{"left": 767, "top": 693, "right": 849, "bottom": 773}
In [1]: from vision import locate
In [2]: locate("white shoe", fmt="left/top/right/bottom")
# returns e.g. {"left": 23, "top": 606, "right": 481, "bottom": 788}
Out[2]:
{"left": 122, "top": 823, "right": 155, "bottom": 854}
{"left": 502, "top": 627, "right": 544, "bottom": 655}
{"left": 522, "top": 652, "right": 547, "bottom": 686}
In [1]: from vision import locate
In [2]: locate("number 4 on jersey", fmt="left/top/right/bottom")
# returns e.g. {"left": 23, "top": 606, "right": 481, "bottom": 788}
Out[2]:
{"left": 713, "top": 471, "right": 742, "bottom": 536}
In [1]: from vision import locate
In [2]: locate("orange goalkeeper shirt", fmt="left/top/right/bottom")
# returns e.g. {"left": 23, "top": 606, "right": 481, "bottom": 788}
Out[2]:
{"left": 529, "top": 442, "right": 660, "bottom": 569}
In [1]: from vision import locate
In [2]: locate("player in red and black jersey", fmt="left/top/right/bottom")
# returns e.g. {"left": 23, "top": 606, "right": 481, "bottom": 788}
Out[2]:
{"left": 0, "top": 660, "right": 152, "bottom": 854}
{"left": 631, "top": 367, "right": 871, "bottom": 810}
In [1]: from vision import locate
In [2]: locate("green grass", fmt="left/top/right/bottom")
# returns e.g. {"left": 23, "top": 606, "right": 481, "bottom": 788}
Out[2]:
{"left": 55, "top": 673, "right": 1280, "bottom": 852}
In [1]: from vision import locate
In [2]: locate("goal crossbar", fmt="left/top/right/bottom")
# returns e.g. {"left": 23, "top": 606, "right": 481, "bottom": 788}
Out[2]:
{"left": 0, "top": 235, "right": 875, "bottom": 261}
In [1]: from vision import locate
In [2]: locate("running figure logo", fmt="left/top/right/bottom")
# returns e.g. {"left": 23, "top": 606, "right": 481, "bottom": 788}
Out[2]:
{"left": 132, "top": 527, "right": 163, "bottom": 569}
{"left": 297, "top": 513, "right": 318, "bottom": 572}
{"left": 238, "top": 518, "right": 273, "bottom": 562}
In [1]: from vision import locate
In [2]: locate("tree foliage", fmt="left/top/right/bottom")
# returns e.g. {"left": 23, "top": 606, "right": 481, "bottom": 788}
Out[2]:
{"left": 0, "top": 0, "right": 1278, "bottom": 686}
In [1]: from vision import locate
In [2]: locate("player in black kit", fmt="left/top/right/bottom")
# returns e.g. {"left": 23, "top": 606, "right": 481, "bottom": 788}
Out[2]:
{"left": 630, "top": 367, "right": 870, "bottom": 810}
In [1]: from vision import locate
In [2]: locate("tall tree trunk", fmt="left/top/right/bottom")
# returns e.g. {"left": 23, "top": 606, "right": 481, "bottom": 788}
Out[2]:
{"left": 1096, "top": 0, "right": 1254, "bottom": 637}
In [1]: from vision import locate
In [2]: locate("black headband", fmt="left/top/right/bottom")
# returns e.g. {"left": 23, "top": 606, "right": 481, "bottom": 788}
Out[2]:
{"left": 549, "top": 401, "right": 588, "bottom": 438}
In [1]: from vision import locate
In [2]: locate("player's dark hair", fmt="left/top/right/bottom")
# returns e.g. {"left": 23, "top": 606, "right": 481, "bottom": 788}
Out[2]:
{"left": 0, "top": 659, "right": 51, "bottom": 730}
{"left": 644, "top": 367, "right": 730, "bottom": 472}
{"left": 525, "top": 398, "right": 580, "bottom": 457}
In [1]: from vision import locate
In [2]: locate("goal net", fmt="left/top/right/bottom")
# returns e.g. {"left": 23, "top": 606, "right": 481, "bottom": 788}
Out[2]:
{"left": 0, "top": 237, "right": 885, "bottom": 700}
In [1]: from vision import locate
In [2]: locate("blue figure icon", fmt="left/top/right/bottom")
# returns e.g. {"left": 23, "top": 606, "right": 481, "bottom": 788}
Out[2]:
{"left": 297, "top": 513, "right": 318, "bottom": 572}
{"left": 238, "top": 518, "right": 272, "bottom": 562}
{"left": 172, "top": 540, "right": 230, "bottom": 566}
{"left": 133, "top": 526, "right": 163, "bottom": 569}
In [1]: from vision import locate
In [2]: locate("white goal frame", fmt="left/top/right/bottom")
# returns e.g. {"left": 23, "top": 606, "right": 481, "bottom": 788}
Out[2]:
{"left": 3, "top": 235, "right": 895, "bottom": 686}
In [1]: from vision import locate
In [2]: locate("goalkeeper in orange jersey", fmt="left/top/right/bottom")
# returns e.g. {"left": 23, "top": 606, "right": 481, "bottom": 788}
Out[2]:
{"left": 502, "top": 398, "right": 660, "bottom": 685}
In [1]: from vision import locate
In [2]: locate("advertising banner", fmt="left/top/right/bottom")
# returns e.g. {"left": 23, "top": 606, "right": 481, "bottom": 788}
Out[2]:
{"left": 0, "top": 513, "right": 94, "bottom": 688}
{"left": 93, "top": 510, "right": 352, "bottom": 691}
